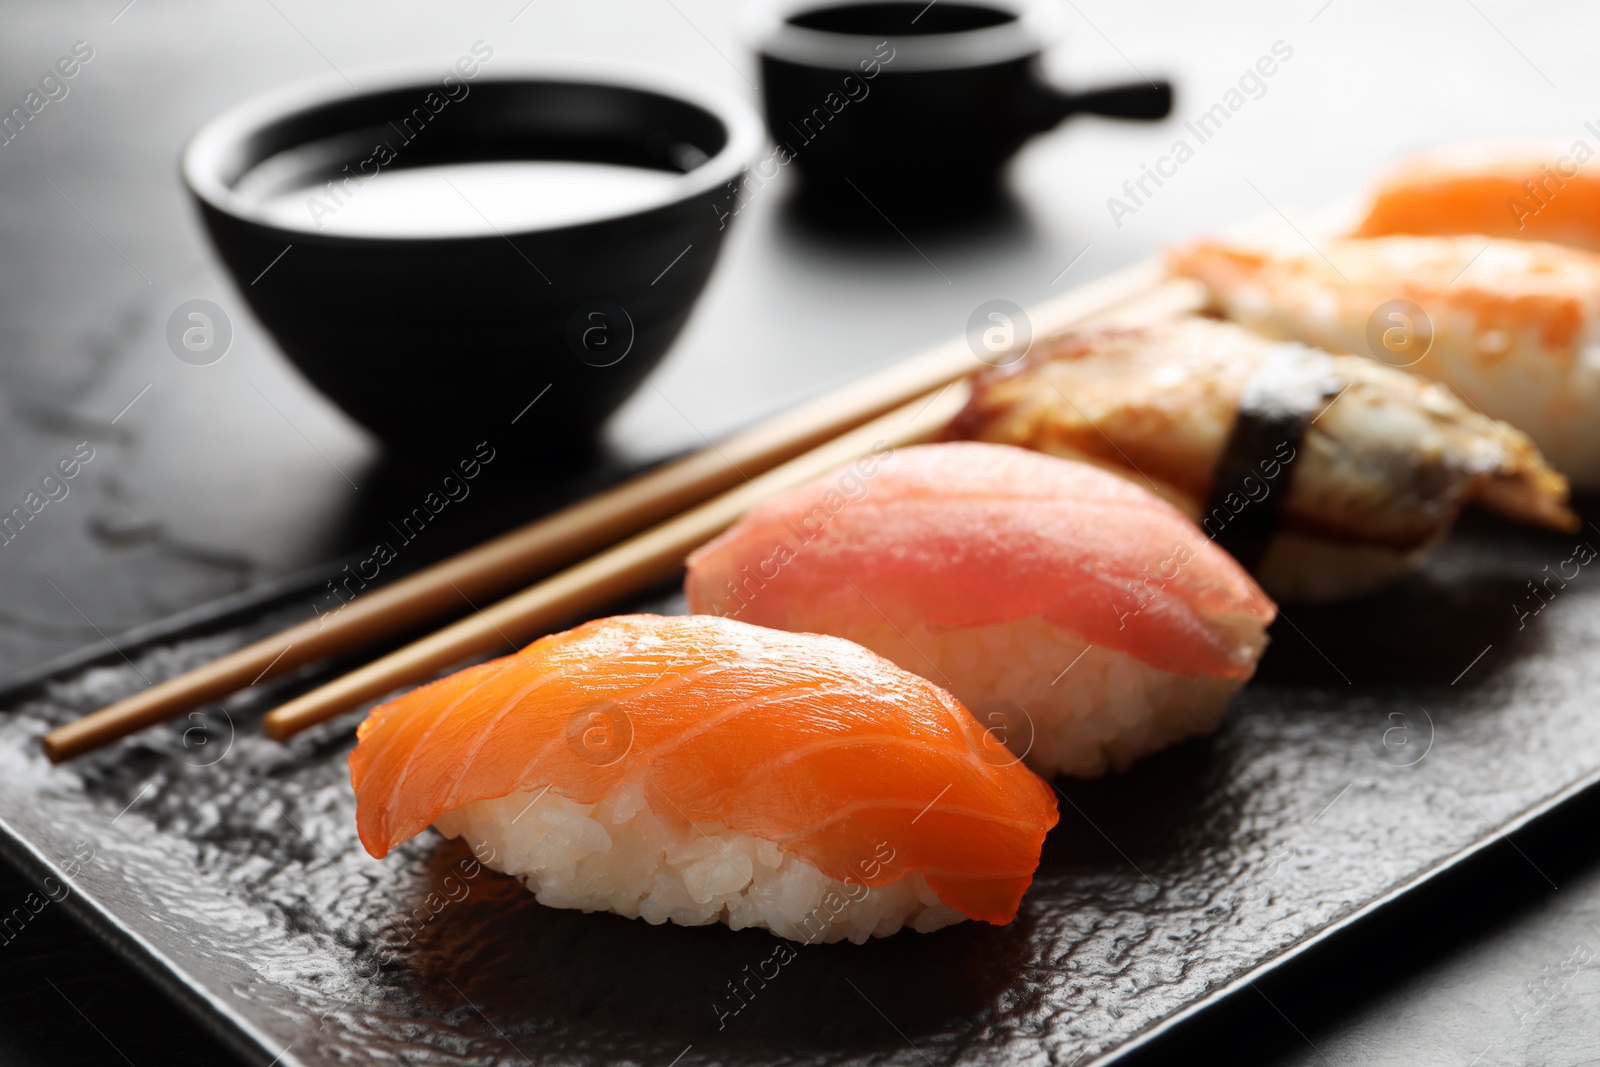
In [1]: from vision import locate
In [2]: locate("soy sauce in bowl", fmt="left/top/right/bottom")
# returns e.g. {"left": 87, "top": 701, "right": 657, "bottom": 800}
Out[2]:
{"left": 183, "top": 63, "right": 763, "bottom": 455}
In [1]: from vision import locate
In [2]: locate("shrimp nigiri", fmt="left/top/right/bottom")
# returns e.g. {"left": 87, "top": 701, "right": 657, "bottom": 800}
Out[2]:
{"left": 943, "top": 315, "right": 1577, "bottom": 601}
{"left": 1354, "top": 140, "right": 1600, "bottom": 250}
{"left": 350, "top": 613, "right": 1057, "bottom": 943}
{"left": 685, "top": 442, "right": 1276, "bottom": 779}
{"left": 1169, "top": 233, "right": 1600, "bottom": 486}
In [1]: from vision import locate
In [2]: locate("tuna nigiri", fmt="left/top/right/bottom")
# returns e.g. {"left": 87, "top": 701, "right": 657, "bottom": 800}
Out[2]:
{"left": 684, "top": 442, "right": 1276, "bottom": 779}
{"left": 350, "top": 613, "right": 1058, "bottom": 943}
{"left": 1169, "top": 233, "right": 1600, "bottom": 486}
{"left": 1354, "top": 140, "right": 1600, "bottom": 250}
{"left": 942, "top": 316, "right": 1577, "bottom": 602}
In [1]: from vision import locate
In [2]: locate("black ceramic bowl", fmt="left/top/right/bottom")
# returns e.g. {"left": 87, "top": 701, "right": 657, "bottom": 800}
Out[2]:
{"left": 183, "top": 62, "right": 763, "bottom": 454}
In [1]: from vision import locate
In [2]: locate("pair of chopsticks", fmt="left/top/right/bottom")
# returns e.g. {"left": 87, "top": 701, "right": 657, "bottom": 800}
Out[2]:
{"left": 42, "top": 260, "right": 1183, "bottom": 763}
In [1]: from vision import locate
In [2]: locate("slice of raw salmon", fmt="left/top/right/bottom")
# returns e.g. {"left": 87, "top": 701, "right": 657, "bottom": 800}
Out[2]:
{"left": 1354, "top": 140, "right": 1600, "bottom": 250}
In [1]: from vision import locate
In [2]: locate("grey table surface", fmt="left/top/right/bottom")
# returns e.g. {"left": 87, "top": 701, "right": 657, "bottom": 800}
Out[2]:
{"left": 1, "top": 1, "right": 1597, "bottom": 1064}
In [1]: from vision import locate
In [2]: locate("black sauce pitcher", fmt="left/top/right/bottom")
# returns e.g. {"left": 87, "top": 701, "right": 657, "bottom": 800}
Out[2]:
{"left": 749, "top": 0, "right": 1173, "bottom": 223}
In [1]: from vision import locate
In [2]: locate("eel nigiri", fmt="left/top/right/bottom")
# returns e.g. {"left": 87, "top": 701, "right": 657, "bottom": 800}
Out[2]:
{"left": 1354, "top": 140, "right": 1600, "bottom": 250}
{"left": 684, "top": 442, "right": 1276, "bottom": 779}
{"left": 350, "top": 613, "right": 1057, "bottom": 944}
{"left": 1168, "top": 233, "right": 1600, "bottom": 486}
{"left": 942, "top": 315, "right": 1577, "bottom": 602}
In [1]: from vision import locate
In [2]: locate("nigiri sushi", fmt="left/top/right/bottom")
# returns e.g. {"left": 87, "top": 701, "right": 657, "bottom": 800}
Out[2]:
{"left": 349, "top": 613, "right": 1057, "bottom": 944}
{"left": 1354, "top": 140, "right": 1600, "bottom": 250}
{"left": 684, "top": 442, "right": 1276, "bottom": 779}
{"left": 1169, "top": 233, "right": 1600, "bottom": 486}
{"left": 942, "top": 316, "right": 1577, "bottom": 601}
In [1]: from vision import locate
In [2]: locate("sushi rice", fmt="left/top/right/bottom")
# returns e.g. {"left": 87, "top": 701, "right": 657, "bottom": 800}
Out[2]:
{"left": 435, "top": 782, "right": 966, "bottom": 944}
{"left": 836, "top": 615, "right": 1247, "bottom": 778}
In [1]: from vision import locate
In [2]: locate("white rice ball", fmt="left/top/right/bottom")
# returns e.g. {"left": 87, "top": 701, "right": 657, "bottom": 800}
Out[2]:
{"left": 433, "top": 781, "right": 967, "bottom": 943}
{"left": 820, "top": 615, "right": 1246, "bottom": 778}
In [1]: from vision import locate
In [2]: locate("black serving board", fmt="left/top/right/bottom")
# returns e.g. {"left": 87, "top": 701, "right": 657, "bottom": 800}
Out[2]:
{"left": 0, "top": 506, "right": 1595, "bottom": 1067}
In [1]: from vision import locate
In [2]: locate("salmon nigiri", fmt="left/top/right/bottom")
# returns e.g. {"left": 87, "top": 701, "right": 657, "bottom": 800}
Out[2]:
{"left": 685, "top": 442, "right": 1276, "bottom": 779}
{"left": 350, "top": 613, "right": 1058, "bottom": 943}
{"left": 1354, "top": 140, "right": 1600, "bottom": 250}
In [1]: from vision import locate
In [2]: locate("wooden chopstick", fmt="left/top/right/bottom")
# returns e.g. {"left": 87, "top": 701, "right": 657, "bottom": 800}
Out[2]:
{"left": 261, "top": 274, "right": 1207, "bottom": 742}
{"left": 41, "top": 259, "right": 1166, "bottom": 763}
{"left": 261, "top": 380, "right": 974, "bottom": 740}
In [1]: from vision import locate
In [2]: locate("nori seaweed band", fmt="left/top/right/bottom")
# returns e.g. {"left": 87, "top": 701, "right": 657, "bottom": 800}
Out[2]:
{"left": 1201, "top": 342, "right": 1341, "bottom": 571}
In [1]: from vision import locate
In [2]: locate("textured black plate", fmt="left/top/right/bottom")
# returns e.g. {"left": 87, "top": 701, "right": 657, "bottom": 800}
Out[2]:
{"left": 0, "top": 507, "right": 1595, "bottom": 1067}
